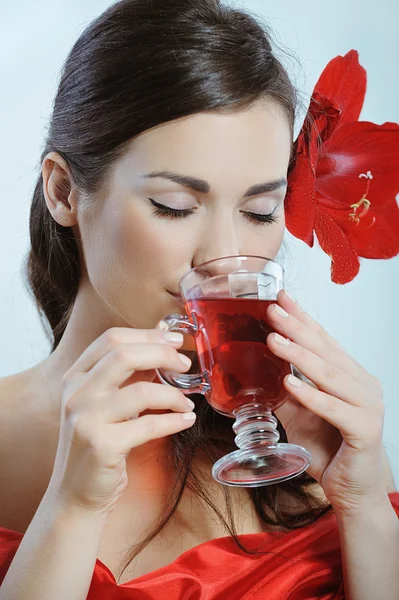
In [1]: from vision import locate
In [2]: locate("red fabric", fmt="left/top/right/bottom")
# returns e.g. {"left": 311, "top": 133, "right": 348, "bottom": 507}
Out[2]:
{"left": 1, "top": 492, "right": 398, "bottom": 599}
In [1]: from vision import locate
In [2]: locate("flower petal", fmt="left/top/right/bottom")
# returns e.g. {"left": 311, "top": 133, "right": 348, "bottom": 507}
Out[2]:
{"left": 318, "top": 121, "right": 399, "bottom": 206}
{"left": 286, "top": 50, "right": 399, "bottom": 279}
{"left": 285, "top": 93, "right": 340, "bottom": 245}
{"left": 314, "top": 210, "right": 360, "bottom": 284}
{"left": 342, "top": 202, "right": 399, "bottom": 258}
{"left": 315, "top": 49, "right": 366, "bottom": 125}
{"left": 285, "top": 140, "right": 316, "bottom": 246}
{"left": 316, "top": 194, "right": 399, "bottom": 259}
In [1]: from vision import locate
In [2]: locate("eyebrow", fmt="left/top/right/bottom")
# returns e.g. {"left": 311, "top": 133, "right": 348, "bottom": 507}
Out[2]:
{"left": 142, "top": 170, "right": 287, "bottom": 198}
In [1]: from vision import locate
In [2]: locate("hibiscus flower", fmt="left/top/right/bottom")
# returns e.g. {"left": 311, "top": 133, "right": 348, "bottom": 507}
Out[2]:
{"left": 285, "top": 49, "right": 399, "bottom": 284}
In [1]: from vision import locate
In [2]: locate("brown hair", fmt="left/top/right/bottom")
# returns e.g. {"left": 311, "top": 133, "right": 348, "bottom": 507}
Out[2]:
{"left": 24, "top": 0, "right": 331, "bottom": 583}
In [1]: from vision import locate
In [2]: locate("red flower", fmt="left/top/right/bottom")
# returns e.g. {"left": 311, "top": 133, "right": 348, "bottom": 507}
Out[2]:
{"left": 285, "top": 50, "right": 399, "bottom": 284}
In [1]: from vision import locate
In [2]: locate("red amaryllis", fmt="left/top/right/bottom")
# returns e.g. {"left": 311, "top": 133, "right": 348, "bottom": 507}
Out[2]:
{"left": 285, "top": 49, "right": 399, "bottom": 284}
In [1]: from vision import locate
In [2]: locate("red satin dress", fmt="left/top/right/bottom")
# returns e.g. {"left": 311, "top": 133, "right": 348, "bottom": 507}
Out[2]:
{"left": 1, "top": 492, "right": 398, "bottom": 599}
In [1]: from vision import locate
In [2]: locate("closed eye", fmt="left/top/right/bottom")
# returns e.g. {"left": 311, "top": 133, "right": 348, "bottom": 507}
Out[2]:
{"left": 148, "top": 198, "right": 279, "bottom": 226}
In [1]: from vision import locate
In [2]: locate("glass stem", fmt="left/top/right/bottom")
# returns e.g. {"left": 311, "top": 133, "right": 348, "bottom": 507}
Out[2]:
{"left": 232, "top": 403, "right": 280, "bottom": 450}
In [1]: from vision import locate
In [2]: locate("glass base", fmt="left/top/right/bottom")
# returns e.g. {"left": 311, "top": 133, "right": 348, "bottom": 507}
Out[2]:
{"left": 212, "top": 443, "right": 311, "bottom": 487}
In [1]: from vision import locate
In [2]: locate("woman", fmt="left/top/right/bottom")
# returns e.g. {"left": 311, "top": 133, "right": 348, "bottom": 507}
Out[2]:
{"left": 0, "top": 0, "right": 398, "bottom": 598}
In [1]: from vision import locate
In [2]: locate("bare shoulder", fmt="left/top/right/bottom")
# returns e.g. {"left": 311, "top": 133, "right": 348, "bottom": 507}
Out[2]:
{"left": 0, "top": 370, "right": 58, "bottom": 532}
{"left": 0, "top": 371, "right": 28, "bottom": 435}
{"left": 0, "top": 368, "right": 49, "bottom": 441}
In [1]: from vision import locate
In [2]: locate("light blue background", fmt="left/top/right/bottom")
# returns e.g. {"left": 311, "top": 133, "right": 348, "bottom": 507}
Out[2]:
{"left": 1, "top": 0, "right": 398, "bottom": 485}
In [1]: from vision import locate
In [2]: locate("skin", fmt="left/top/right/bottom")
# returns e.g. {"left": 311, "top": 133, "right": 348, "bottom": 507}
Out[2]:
{"left": 39, "top": 102, "right": 290, "bottom": 402}
{"left": 3, "top": 96, "right": 396, "bottom": 590}
{"left": 29, "top": 97, "right": 292, "bottom": 543}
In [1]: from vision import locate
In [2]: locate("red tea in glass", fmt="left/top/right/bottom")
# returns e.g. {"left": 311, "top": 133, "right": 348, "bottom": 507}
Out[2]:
{"left": 185, "top": 297, "right": 291, "bottom": 415}
{"left": 156, "top": 255, "right": 311, "bottom": 487}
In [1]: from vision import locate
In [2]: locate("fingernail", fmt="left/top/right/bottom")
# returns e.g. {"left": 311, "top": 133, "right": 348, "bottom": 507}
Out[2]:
{"left": 164, "top": 332, "right": 184, "bottom": 344}
{"left": 287, "top": 374, "right": 302, "bottom": 388}
{"left": 186, "top": 398, "right": 195, "bottom": 409}
{"left": 285, "top": 290, "right": 297, "bottom": 303}
{"left": 274, "top": 305, "right": 289, "bottom": 318}
{"left": 273, "top": 333, "right": 290, "bottom": 346}
{"left": 182, "top": 412, "right": 196, "bottom": 420}
{"left": 179, "top": 353, "right": 192, "bottom": 368}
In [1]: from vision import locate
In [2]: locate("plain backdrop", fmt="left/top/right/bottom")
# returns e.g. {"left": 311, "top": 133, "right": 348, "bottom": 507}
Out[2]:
{"left": 1, "top": 0, "right": 398, "bottom": 486}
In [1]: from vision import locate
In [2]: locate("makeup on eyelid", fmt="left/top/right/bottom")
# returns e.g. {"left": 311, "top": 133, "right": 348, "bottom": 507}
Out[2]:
{"left": 147, "top": 197, "right": 280, "bottom": 225}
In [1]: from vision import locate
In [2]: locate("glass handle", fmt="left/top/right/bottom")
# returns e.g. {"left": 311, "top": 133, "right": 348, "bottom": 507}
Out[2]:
{"left": 156, "top": 314, "right": 211, "bottom": 396}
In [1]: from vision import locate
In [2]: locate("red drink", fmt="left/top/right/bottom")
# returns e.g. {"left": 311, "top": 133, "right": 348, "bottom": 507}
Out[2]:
{"left": 185, "top": 297, "right": 291, "bottom": 416}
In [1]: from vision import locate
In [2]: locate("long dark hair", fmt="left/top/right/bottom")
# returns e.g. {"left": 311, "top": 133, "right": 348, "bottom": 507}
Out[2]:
{"left": 24, "top": 0, "right": 332, "bottom": 583}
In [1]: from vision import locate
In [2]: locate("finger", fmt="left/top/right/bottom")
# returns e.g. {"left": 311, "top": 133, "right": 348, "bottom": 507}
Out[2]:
{"left": 66, "top": 327, "right": 183, "bottom": 375}
{"left": 284, "top": 374, "right": 384, "bottom": 447}
{"left": 277, "top": 290, "right": 344, "bottom": 351}
{"left": 101, "top": 381, "right": 194, "bottom": 422}
{"left": 267, "top": 333, "right": 374, "bottom": 407}
{"left": 271, "top": 291, "right": 374, "bottom": 387}
{"left": 114, "top": 410, "right": 197, "bottom": 452}
{"left": 85, "top": 343, "right": 191, "bottom": 390}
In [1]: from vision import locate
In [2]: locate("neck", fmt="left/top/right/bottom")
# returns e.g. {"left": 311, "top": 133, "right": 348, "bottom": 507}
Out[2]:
{"left": 41, "top": 278, "right": 130, "bottom": 378}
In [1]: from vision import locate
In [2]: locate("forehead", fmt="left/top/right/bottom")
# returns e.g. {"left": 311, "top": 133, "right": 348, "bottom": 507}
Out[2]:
{"left": 119, "top": 99, "right": 292, "bottom": 185}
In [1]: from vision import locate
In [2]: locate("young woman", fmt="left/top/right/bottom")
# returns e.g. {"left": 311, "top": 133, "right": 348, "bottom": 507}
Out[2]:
{"left": 0, "top": 1, "right": 398, "bottom": 598}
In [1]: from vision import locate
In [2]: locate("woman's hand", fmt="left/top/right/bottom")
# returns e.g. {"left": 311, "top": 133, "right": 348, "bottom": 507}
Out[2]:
{"left": 49, "top": 328, "right": 196, "bottom": 518}
{"left": 266, "top": 289, "right": 388, "bottom": 515}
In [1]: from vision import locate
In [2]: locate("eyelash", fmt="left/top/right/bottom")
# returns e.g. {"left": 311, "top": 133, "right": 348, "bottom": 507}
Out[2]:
{"left": 148, "top": 198, "right": 279, "bottom": 226}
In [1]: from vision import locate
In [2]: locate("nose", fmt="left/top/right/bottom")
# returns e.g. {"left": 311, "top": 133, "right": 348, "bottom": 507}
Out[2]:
{"left": 191, "top": 213, "right": 241, "bottom": 273}
{"left": 192, "top": 257, "right": 244, "bottom": 282}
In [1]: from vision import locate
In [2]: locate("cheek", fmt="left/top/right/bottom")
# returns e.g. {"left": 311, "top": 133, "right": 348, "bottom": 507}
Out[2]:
{"left": 104, "top": 206, "right": 175, "bottom": 292}
{"left": 112, "top": 211, "right": 164, "bottom": 270}
{"left": 270, "top": 214, "right": 286, "bottom": 258}
{"left": 245, "top": 210, "right": 285, "bottom": 260}
{"left": 80, "top": 200, "right": 183, "bottom": 323}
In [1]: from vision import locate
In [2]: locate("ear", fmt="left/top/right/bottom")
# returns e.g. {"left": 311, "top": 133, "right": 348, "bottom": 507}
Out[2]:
{"left": 42, "top": 151, "right": 79, "bottom": 227}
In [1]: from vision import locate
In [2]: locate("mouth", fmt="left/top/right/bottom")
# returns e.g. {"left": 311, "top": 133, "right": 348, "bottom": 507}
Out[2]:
{"left": 168, "top": 290, "right": 185, "bottom": 306}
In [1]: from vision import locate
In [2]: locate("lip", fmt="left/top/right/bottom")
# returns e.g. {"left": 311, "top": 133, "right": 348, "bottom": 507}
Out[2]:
{"left": 168, "top": 291, "right": 185, "bottom": 306}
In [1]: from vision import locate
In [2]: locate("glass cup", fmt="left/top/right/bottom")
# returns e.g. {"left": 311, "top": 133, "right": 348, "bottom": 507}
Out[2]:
{"left": 156, "top": 255, "right": 311, "bottom": 487}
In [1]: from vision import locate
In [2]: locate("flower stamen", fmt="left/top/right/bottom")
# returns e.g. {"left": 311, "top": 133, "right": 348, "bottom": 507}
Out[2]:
{"left": 349, "top": 171, "right": 373, "bottom": 225}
